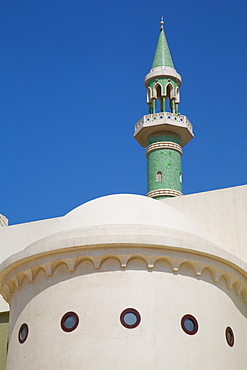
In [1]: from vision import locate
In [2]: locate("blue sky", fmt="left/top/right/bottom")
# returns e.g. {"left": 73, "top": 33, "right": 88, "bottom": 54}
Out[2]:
{"left": 0, "top": 0, "right": 247, "bottom": 225}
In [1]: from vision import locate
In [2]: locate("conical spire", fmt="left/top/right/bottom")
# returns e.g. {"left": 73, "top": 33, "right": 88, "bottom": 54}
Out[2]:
{"left": 151, "top": 18, "right": 174, "bottom": 69}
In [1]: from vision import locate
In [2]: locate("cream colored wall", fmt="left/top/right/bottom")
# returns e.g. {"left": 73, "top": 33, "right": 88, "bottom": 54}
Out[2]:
{"left": 162, "top": 185, "right": 247, "bottom": 262}
{"left": 7, "top": 259, "right": 247, "bottom": 370}
{"left": 0, "top": 217, "right": 60, "bottom": 313}
{"left": 0, "top": 217, "right": 61, "bottom": 265}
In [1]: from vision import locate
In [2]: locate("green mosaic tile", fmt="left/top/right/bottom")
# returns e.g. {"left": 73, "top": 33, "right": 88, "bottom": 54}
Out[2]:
{"left": 152, "top": 29, "right": 174, "bottom": 69}
{"left": 147, "top": 147, "right": 182, "bottom": 193}
{"left": 147, "top": 133, "right": 181, "bottom": 146}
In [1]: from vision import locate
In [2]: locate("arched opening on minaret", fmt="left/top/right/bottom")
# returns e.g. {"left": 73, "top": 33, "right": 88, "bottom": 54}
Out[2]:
{"left": 155, "top": 83, "right": 164, "bottom": 112}
{"left": 156, "top": 171, "right": 162, "bottom": 182}
{"left": 165, "top": 83, "right": 174, "bottom": 112}
{"left": 151, "top": 82, "right": 177, "bottom": 113}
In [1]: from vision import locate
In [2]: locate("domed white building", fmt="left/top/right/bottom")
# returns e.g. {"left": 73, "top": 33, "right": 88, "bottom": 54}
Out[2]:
{"left": 0, "top": 20, "right": 247, "bottom": 370}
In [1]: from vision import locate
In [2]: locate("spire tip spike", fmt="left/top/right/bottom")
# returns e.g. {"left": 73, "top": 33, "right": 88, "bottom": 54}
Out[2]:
{"left": 160, "top": 16, "right": 164, "bottom": 31}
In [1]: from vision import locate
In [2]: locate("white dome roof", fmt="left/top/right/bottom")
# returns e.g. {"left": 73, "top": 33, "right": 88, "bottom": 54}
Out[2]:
{"left": 2, "top": 193, "right": 244, "bottom": 280}
{"left": 57, "top": 194, "right": 206, "bottom": 239}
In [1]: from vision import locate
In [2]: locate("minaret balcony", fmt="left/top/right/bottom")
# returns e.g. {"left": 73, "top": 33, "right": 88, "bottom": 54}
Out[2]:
{"left": 134, "top": 112, "right": 193, "bottom": 147}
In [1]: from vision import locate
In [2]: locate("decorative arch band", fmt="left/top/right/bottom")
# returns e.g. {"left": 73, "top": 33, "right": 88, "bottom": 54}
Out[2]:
{"left": 1, "top": 248, "right": 247, "bottom": 304}
{"left": 146, "top": 189, "right": 183, "bottom": 198}
{"left": 146, "top": 141, "right": 182, "bottom": 156}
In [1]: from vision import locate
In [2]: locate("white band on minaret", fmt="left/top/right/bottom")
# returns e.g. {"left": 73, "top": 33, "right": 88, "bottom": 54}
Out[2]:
{"left": 146, "top": 141, "right": 182, "bottom": 156}
{"left": 146, "top": 189, "right": 183, "bottom": 198}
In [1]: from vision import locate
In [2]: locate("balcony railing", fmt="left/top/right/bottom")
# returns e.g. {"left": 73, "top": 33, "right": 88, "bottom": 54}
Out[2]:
{"left": 134, "top": 112, "right": 193, "bottom": 135}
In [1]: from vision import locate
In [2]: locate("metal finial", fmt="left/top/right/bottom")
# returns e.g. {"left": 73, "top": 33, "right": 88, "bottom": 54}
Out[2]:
{"left": 160, "top": 16, "right": 164, "bottom": 30}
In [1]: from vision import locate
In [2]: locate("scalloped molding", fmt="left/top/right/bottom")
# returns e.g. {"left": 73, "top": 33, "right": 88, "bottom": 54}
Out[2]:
{"left": 1, "top": 247, "right": 247, "bottom": 304}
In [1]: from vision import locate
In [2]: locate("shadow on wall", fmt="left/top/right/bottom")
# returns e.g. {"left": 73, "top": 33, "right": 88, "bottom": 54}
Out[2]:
{"left": 0, "top": 311, "right": 9, "bottom": 370}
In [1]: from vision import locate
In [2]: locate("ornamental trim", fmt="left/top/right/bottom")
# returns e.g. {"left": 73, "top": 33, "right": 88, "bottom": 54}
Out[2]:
{"left": 146, "top": 189, "right": 183, "bottom": 198}
{"left": 146, "top": 141, "right": 182, "bottom": 156}
{"left": 1, "top": 247, "right": 247, "bottom": 304}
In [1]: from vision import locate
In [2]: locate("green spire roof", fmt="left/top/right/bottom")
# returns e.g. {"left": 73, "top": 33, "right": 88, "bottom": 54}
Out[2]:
{"left": 152, "top": 24, "right": 174, "bottom": 69}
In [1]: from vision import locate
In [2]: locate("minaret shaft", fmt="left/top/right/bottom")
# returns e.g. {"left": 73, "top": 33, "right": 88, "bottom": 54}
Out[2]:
{"left": 146, "top": 132, "right": 182, "bottom": 199}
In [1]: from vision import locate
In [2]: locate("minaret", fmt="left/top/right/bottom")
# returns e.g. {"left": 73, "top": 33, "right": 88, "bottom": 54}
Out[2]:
{"left": 134, "top": 18, "right": 194, "bottom": 199}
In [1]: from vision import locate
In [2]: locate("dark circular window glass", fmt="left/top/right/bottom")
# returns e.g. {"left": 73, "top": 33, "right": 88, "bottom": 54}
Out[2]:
{"left": 18, "top": 323, "right": 28, "bottom": 344}
{"left": 181, "top": 314, "right": 198, "bottom": 335}
{"left": 61, "top": 312, "right": 79, "bottom": 332}
{"left": 225, "top": 326, "right": 234, "bottom": 347}
{"left": 120, "top": 308, "right": 141, "bottom": 329}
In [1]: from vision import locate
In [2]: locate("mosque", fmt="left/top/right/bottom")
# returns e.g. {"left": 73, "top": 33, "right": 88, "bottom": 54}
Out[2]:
{"left": 0, "top": 19, "right": 247, "bottom": 369}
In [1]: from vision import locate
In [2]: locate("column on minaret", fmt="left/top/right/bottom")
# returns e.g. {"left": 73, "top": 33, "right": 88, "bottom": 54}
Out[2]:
{"left": 134, "top": 18, "right": 194, "bottom": 200}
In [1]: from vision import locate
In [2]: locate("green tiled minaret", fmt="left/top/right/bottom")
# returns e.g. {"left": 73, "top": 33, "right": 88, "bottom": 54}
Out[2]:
{"left": 134, "top": 18, "right": 194, "bottom": 200}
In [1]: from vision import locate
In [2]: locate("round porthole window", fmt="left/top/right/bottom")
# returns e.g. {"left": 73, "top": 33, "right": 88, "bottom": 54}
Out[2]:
{"left": 120, "top": 308, "right": 141, "bottom": 329}
{"left": 61, "top": 312, "right": 79, "bottom": 332}
{"left": 225, "top": 326, "right": 234, "bottom": 347}
{"left": 18, "top": 323, "right": 28, "bottom": 344}
{"left": 181, "top": 314, "right": 198, "bottom": 335}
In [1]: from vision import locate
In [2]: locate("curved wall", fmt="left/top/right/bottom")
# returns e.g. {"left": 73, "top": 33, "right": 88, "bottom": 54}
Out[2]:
{"left": 6, "top": 256, "right": 247, "bottom": 370}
